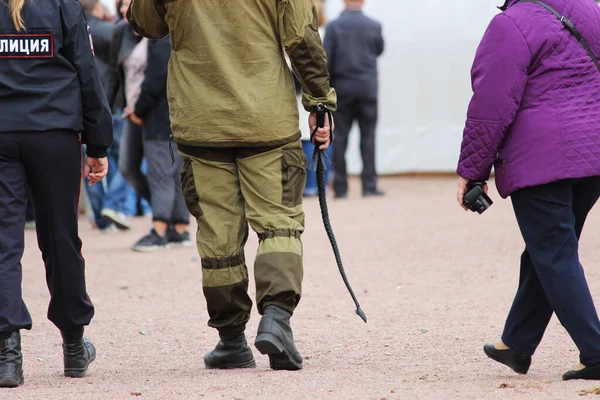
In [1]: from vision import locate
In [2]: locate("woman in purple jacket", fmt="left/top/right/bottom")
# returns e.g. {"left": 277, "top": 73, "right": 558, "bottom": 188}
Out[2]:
{"left": 457, "top": 0, "right": 600, "bottom": 380}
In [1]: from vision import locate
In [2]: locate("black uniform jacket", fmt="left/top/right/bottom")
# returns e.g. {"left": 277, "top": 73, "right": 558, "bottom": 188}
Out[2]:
{"left": 0, "top": 0, "right": 113, "bottom": 157}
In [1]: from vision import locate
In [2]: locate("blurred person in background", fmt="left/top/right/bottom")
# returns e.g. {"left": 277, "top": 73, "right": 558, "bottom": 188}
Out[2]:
{"left": 126, "top": 37, "right": 192, "bottom": 252}
{"left": 0, "top": 0, "right": 112, "bottom": 386}
{"left": 81, "top": 0, "right": 133, "bottom": 233}
{"left": 323, "top": 0, "right": 384, "bottom": 199}
{"left": 456, "top": 0, "right": 600, "bottom": 381}
{"left": 105, "top": 0, "right": 151, "bottom": 222}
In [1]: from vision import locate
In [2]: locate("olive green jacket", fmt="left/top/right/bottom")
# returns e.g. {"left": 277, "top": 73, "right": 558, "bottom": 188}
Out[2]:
{"left": 126, "top": 0, "right": 337, "bottom": 148}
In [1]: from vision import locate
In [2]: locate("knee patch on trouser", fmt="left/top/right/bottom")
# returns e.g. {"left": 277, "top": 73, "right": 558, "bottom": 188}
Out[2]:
{"left": 201, "top": 253, "right": 252, "bottom": 330}
{"left": 255, "top": 229, "right": 303, "bottom": 314}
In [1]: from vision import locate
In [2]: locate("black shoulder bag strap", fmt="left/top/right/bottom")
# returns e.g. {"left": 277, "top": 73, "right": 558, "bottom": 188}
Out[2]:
{"left": 520, "top": 0, "right": 600, "bottom": 73}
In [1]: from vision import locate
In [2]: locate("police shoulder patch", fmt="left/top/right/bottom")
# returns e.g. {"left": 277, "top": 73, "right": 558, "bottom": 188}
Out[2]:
{"left": 0, "top": 33, "right": 54, "bottom": 58}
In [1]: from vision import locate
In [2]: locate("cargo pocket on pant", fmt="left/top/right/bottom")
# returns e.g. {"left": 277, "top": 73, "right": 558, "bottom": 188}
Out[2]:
{"left": 180, "top": 159, "right": 203, "bottom": 218}
{"left": 281, "top": 149, "right": 307, "bottom": 207}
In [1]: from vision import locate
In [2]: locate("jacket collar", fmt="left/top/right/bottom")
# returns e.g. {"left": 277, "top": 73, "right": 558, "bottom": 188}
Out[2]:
{"left": 498, "top": 0, "right": 521, "bottom": 11}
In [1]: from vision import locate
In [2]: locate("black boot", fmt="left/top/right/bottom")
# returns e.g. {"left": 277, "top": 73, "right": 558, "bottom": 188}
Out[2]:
{"left": 204, "top": 329, "right": 256, "bottom": 369}
{"left": 62, "top": 328, "right": 96, "bottom": 378}
{"left": 254, "top": 306, "right": 303, "bottom": 370}
{"left": 0, "top": 331, "right": 23, "bottom": 388}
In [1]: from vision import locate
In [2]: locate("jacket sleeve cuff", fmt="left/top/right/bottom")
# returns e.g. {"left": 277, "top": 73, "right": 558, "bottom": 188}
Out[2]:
{"left": 302, "top": 87, "right": 337, "bottom": 112}
{"left": 456, "top": 163, "right": 492, "bottom": 182}
{"left": 85, "top": 145, "right": 108, "bottom": 158}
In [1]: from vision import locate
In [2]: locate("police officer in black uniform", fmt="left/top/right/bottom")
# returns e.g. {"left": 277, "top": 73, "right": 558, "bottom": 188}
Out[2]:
{"left": 0, "top": 0, "right": 112, "bottom": 388}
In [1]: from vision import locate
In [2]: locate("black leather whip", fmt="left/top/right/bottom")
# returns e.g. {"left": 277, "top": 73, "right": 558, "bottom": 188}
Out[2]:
{"left": 310, "top": 103, "right": 367, "bottom": 323}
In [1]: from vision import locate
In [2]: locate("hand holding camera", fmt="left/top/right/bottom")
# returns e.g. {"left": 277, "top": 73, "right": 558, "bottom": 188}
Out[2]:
{"left": 457, "top": 177, "right": 493, "bottom": 214}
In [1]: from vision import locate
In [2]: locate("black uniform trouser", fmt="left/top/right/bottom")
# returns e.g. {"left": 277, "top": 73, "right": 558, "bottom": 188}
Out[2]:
{"left": 502, "top": 176, "right": 600, "bottom": 365}
{"left": 0, "top": 131, "right": 94, "bottom": 333}
{"left": 332, "top": 93, "right": 379, "bottom": 194}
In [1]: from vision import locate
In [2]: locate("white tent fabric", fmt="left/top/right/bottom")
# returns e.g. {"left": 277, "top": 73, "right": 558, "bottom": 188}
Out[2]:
{"left": 322, "top": 1, "right": 501, "bottom": 174}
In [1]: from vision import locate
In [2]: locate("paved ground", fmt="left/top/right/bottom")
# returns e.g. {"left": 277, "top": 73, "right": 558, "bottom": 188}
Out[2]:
{"left": 7, "top": 176, "right": 600, "bottom": 400}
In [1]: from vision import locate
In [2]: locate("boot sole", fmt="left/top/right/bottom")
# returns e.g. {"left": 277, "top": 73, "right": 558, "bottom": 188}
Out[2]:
{"left": 255, "top": 333, "right": 302, "bottom": 371}
{"left": 204, "top": 359, "right": 256, "bottom": 369}
{"left": 0, "top": 375, "right": 23, "bottom": 388}
{"left": 64, "top": 353, "right": 96, "bottom": 378}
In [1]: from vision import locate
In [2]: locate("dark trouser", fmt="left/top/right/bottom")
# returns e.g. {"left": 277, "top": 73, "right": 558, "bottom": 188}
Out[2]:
{"left": 0, "top": 131, "right": 94, "bottom": 333}
{"left": 25, "top": 186, "right": 34, "bottom": 222}
{"left": 143, "top": 140, "right": 189, "bottom": 225}
{"left": 502, "top": 176, "right": 600, "bottom": 365}
{"left": 332, "top": 93, "right": 378, "bottom": 194}
{"left": 119, "top": 121, "right": 150, "bottom": 202}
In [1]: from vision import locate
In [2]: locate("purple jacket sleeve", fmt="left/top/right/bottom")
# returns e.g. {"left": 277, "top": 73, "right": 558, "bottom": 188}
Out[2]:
{"left": 456, "top": 14, "right": 530, "bottom": 181}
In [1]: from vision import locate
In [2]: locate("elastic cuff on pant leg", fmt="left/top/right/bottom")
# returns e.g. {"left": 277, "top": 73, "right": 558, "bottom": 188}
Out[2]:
{"left": 500, "top": 334, "right": 533, "bottom": 356}
{"left": 61, "top": 327, "right": 84, "bottom": 344}
{"left": 218, "top": 325, "right": 247, "bottom": 338}
{"left": 260, "top": 301, "right": 295, "bottom": 316}
{"left": 0, "top": 331, "right": 14, "bottom": 339}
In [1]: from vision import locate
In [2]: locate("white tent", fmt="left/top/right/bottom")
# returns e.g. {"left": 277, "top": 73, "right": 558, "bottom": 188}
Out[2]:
{"left": 322, "top": 1, "right": 501, "bottom": 174}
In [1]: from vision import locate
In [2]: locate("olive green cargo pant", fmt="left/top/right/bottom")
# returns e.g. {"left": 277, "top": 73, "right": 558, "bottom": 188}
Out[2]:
{"left": 179, "top": 140, "right": 307, "bottom": 331}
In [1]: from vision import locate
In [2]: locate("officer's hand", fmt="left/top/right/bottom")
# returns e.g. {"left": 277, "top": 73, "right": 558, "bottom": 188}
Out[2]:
{"left": 84, "top": 156, "right": 109, "bottom": 186}
{"left": 309, "top": 111, "right": 335, "bottom": 150}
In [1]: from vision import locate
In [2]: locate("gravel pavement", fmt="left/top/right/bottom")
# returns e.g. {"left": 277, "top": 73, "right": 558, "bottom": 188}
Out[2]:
{"left": 6, "top": 176, "right": 600, "bottom": 400}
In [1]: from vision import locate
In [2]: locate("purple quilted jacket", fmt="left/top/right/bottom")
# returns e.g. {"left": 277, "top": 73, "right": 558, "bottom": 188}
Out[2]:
{"left": 457, "top": 0, "right": 600, "bottom": 198}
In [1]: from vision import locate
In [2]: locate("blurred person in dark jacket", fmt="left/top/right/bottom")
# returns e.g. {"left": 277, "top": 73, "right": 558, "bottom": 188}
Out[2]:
{"left": 81, "top": 0, "right": 133, "bottom": 233}
{"left": 105, "top": 0, "right": 151, "bottom": 212}
{"left": 126, "top": 37, "right": 191, "bottom": 252}
{"left": 324, "top": 0, "right": 384, "bottom": 198}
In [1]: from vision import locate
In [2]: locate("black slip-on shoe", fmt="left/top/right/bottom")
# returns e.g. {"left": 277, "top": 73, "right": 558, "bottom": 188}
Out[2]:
{"left": 563, "top": 363, "right": 600, "bottom": 381}
{"left": 483, "top": 343, "right": 531, "bottom": 374}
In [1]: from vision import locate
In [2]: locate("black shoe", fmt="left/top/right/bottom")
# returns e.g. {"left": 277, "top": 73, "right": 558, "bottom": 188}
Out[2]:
{"left": 204, "top": 329, "right": 256, "bottom": 369}
{"left": 334, "top": 191, "right": 348, "bottom": 199}
{"left": 483, "top": 343, "right": 531, "bottom": 374}
{"left": 132, "top": 229, "right": 169, "bottom": 252}
{"left": 362, "top": 189, "right": 385, "bottom": 197}
{"left": 166, "top": 228, "right": 193, "bottom": 248}
{"left": 563, "top": 363, "right": 600, "bottom": 380}
{"left": 62, "top": 329, "right": 96, "bottom": 378}
{"left": 0, "top": 331, "right": 24, "bottom": 388}
{"left": 254, "top": 306, "right": 303, "bottom": 371}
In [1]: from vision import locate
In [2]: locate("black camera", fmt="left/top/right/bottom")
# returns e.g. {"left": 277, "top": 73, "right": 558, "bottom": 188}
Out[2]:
{"left": 463, "top": 181, "right": 493, "bottom": 214}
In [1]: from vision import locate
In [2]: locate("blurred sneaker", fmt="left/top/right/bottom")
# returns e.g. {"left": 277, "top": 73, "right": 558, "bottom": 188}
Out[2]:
{"left": 99, "top": 225, "right": 117, "bottom": 235}
{"left": 362, "top": 189, "right": 385, "bottom": 197}
{"left": 132, "top": 229, "right": 168, "bottom": 252}
{"left": 167, "top": 228, "right": 193, "bottom": 247}
{"left": 24, "top": 220, "right": 36, "bottom": 230}
{"left": 100, "top": 208, "right": 131, "bottom": 230}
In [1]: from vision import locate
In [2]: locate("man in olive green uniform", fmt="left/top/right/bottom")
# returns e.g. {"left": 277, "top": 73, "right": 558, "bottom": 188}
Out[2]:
{"left": 126, "top": 0, "right": 336, "bottom": 371}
